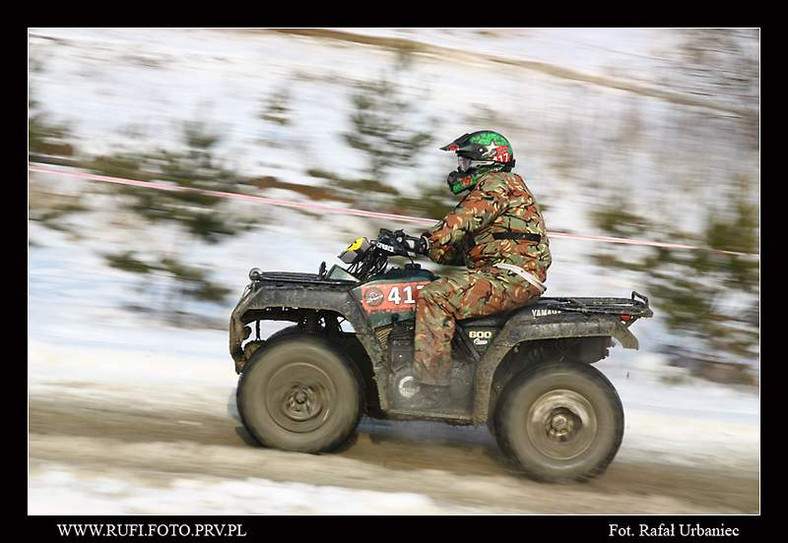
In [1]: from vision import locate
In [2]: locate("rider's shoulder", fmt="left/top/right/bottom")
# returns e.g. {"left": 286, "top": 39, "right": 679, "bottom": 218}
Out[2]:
{"left": 476, "top": 170, "right": 521, "bottom": 192}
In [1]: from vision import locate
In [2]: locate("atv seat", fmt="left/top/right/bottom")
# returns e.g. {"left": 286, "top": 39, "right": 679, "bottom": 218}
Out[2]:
{"left": 457, "top": 297, "right": 542, "bottom": 328}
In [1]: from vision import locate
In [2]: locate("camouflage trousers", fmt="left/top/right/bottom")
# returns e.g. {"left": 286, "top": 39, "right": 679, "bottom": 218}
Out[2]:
{"left": 413, "top": 266, "right": 545, "bottom": 386}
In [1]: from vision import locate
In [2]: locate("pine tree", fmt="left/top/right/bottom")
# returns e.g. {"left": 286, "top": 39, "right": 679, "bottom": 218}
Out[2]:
{"left": 91, "top": 121, "right": 253, "bottom": 323}
{"left": 343, "top": 55, "right": 436, "bottom": 187}
{"left": 591, "top": 175, "right": 759, "bottom": 382}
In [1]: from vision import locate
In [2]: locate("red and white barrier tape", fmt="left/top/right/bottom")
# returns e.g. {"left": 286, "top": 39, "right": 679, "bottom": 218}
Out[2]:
{"left": 29, "top": 165, "right": 758, "bottom": 258}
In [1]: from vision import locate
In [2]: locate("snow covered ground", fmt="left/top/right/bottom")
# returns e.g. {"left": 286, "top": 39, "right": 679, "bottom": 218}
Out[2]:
{"left": 28, "top": 28, "right": 759, "bottom": 515}
{"left": 30, "top": 465, "right": 482, "bottom": 515}
{"left": 27, "top": 329, "right": 759, "bottom": 515}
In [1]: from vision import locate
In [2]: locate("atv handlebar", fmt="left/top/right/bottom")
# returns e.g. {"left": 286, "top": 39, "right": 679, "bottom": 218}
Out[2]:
{"left": 375, "top": 229, "right": 407, "bottom": 256}
{"left": 339, "top": 228, "right": 421, "bottom": 281}
{"left": 375, "top": 228, "right": 425, "bottom": 257}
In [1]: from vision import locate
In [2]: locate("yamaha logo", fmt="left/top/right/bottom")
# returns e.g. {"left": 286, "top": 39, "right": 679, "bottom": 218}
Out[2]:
{"left": 532, "top": 309, "right": 561, "bottom": 317}
{"left": 365, "top": 287, "right": 384, "bottom": 306}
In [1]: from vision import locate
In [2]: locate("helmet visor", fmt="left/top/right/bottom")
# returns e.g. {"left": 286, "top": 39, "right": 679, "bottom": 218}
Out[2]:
{"left": 457, "top": 156, "right": 472, "bottom": 172}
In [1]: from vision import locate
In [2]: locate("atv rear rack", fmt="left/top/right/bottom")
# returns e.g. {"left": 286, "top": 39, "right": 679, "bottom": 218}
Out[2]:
{"left": 540, "top": 291, "right": 653, "bottom": 322}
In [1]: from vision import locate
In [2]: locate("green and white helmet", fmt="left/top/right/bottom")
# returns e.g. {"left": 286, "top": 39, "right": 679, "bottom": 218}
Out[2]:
{"left": 441, "top": 130, "right": 516, "bottom": 195}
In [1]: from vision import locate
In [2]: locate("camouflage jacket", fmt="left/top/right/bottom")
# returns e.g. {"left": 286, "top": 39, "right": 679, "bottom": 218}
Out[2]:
{"left": 424, "top": 171, "right": 552, "bottom": 280}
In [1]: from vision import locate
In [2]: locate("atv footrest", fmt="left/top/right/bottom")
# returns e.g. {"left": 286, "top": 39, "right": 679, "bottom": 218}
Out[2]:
{"left": 386, "top": 408, "right": 474, "bottom": 424}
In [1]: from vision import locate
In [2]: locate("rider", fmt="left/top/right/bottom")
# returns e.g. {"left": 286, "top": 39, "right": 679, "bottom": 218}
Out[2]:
{"left": 404, "top": 130, "right": 552, "bottom": 397}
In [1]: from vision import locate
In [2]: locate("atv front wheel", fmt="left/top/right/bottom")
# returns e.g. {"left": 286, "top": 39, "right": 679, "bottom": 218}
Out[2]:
{"left": 493, "top": 361, "right": 624, "bottom": 482}
{"left": 237, "top": 335, "right": 362, "bottom": 453}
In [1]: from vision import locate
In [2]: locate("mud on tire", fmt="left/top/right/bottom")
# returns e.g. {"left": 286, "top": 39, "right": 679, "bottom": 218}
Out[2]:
{"left": 237, "top": 335, "right": 362, "bottom": 453}
{"left": 493, "top": 361, "right": 624, "bottom": 482}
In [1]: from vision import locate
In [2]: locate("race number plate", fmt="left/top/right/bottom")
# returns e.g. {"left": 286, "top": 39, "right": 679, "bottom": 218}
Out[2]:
{"left": 360, "top": 282, "right": 429, "bottom": 313}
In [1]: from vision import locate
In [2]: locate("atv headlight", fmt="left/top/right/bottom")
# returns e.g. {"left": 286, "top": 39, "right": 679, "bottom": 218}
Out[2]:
{"left": 339, "top": 237, "right": 370, "bottom": 264}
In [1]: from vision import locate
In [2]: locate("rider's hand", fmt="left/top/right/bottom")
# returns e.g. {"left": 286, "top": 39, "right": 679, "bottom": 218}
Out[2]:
{"left": 390, "top": 229, "right": 429, "bottom": 255}
{"left": 398, "top": 232, "right": 429, "bottom": 255}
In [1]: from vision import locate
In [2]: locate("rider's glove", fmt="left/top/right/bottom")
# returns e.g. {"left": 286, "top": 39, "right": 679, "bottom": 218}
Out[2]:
{"left": 395, "top": 230, "right": 429, "bottom": 255}
{"left": 404, "top": 235, "right": 429, "bottom": 255}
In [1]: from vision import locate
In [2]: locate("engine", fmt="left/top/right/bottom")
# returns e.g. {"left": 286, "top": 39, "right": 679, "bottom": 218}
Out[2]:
{"left": 385, "top": 321, "right": 473, "bottom": 410}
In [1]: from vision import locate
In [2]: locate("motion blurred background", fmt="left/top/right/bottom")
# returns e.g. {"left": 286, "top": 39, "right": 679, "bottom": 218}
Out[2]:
{"left": 28, "top": 28, "right": 760, "bottom": 515}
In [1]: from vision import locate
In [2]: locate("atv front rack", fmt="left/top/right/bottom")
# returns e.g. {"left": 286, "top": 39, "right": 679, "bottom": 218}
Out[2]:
{"left": 252, "top": 271, "right": 355, "bottom": 286}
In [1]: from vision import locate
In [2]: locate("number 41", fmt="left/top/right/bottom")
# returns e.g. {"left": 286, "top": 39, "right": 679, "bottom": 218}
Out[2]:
{"left": 387, "top": 285, "right": 422, "bottom": 305}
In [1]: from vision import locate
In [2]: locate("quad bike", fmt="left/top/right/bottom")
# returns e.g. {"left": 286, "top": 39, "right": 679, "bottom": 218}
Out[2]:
{"left": 229, "top": 228, "right": 652, "bottom": 482}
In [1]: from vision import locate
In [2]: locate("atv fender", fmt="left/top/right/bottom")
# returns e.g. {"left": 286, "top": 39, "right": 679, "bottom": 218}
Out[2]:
{"left": 471, "top": 313, "right": 638, "bottom": 424}
{"left": 230, "top": 285, "right": 393, "bottom": 408}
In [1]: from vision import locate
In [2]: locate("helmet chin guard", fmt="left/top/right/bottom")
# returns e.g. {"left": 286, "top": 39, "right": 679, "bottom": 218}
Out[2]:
{"left": 446, "top": 171, "right": 476, "bottom": 195}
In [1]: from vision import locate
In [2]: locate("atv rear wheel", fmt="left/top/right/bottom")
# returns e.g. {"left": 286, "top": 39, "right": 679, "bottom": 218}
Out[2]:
{"left": 493, "top": 361, "right": 623, "bottom": 482}
{"left": 237, "top": 335, "right": 362, "bottom": 453}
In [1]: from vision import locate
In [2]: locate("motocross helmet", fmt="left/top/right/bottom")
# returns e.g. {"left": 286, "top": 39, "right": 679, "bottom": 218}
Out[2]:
{"left": 441, "top": 130, "right": 516, "bottom": 195}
